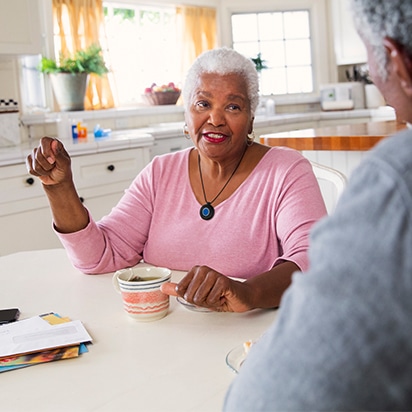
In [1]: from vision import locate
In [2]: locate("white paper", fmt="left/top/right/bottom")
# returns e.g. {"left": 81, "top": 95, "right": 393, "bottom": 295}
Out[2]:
{"left": 0, "top": 316, "right": 92, "bottom": 357}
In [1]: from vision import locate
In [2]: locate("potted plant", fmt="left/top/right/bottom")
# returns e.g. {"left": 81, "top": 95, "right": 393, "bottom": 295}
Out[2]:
{"left": 39, "top": 44, "right": 108, "bottom": 111}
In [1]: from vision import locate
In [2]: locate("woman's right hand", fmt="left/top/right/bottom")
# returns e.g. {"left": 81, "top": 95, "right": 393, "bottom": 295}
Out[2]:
{"left": 26, "top": 137, "right": 89, "bottom": 234}
{"left": 26, "top": 137, "right": 72, "bottom": 186}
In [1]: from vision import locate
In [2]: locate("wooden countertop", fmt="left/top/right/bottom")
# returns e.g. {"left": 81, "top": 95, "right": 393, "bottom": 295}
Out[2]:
{"left": 260, "top": 120, "right": 406, "bottom": 151}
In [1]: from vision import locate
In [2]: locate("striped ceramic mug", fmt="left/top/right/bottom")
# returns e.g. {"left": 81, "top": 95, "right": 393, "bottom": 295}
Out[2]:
{"left": 113, "top": 266, "right": 172, "bottom": 321}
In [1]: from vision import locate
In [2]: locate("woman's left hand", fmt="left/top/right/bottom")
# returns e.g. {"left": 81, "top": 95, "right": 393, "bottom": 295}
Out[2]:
{"left": 160, "top": 265, "right": 253, "bottom": 312}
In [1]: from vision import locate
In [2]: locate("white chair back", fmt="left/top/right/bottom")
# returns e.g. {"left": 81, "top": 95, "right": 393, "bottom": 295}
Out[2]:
{"left": 310, "top": 161, "right": 347, "bottom": 214}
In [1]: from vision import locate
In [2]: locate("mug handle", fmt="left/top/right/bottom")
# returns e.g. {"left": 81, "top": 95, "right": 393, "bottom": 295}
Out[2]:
{"left": 112, "top": 272, "right": 121, "bottom": 293}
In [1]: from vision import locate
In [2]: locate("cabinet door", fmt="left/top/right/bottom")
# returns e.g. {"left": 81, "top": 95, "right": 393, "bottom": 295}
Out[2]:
{"left": 73, "top": 147, "right": 151, "bottom": 217}
{"left": 330, "top": 0, "right": 367, "bottom": 64}
{"left": 80, "top": 191, "right": 126, "bottom": 221}
{"left": 150, "top": 136, "right": 193, "bottom": 158}
{"left": 0, "top": 162, "right": 45, "bottom": 214}
{"left": 0, "top": 0, "right": 42, "bottom": 55}
{"left": 0, "top": 208, "right": 62, "bottom": 256}
{"left": 72, "top": 148, "right": 149, "bottom": 188}
{"left": 0, "top": 147, "right": 151, "bottom": 255}
{"left": 0, "top": 162, "right": 59, "bottom": 255}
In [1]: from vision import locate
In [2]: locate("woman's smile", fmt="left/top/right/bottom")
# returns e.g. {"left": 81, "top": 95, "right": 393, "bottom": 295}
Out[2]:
{"left": 202, "top": 132, "right": 228, "bottom": 144}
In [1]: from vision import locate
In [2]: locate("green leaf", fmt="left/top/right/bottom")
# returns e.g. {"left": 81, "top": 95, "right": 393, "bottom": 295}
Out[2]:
{"left": 38, "top": 44, "right": 109, "bottom": 75}
{"left": 251, "top": 53, "right": 268, "bottom": 72}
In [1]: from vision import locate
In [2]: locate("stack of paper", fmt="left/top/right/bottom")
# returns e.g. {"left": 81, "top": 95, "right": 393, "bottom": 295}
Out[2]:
{"left": 0, "top": 312, "right": 92, "bottom": 373}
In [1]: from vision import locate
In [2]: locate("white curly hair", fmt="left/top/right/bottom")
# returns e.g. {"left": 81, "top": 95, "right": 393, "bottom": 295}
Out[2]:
{"left": 182, "top": 47, "right": 259, "bottom": 116}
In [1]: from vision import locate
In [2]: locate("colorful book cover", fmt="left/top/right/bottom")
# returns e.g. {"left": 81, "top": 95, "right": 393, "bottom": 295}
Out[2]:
{"left": 0, "top": 343, "right": 89, "bottom": 373}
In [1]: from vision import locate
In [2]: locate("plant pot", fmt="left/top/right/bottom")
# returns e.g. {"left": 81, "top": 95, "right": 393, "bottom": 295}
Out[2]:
{"left": 50, "top": 73, "right": 89, "bottom": 111}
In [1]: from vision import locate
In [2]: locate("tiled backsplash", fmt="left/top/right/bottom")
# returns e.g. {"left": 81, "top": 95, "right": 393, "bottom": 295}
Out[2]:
{"left": 0, "top": 99, "right": 19, "bottom": 112}
{"left": 0, "top": 57, "right": 20, "bottom": 106}
{"left": 20, "top": 106, "right": 186, "bottom": 143}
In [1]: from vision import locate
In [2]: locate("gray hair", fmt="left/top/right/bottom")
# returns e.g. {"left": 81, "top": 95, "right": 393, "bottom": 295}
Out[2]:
{"left": 350, "top": 0, "right": 412, "bottom": 79}
{"left": 182, "top": 47, "right": 259, "bottom": 116}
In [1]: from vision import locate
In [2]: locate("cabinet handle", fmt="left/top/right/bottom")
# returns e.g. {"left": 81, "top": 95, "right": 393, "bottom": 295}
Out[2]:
{"left": 107, "top": 164, "right": 115, "bottom": 171}
{"left": 26, "top": 177, "right": 35, "bottom": 185}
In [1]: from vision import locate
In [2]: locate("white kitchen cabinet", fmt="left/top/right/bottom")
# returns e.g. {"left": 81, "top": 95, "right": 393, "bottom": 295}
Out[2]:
{"left": 329, "top": 0, "right": 367, "bottom": 65}
{"left": 0, "top": 162, "right": 58, "bottom": 255}
{"left": 0, "top": 147, "right": 151, "bottom": 256}
{"left": 72, "top": 148, "right": 150, "bottom": 219}
{"left": 150, "top": 136, "right": 193, "bottom": 159}
{"left": 0, "top": 0, "right": 43, "bottom": 55}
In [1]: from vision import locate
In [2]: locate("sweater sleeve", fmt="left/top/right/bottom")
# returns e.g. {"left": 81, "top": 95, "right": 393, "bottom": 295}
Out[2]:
{"left": 56, "top": 158, "right": 157, "bottom": 274}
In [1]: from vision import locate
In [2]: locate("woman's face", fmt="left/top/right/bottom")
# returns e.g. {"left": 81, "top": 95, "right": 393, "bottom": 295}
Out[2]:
{"left": 185, "top": 72, "right": 254, "bottom": 162}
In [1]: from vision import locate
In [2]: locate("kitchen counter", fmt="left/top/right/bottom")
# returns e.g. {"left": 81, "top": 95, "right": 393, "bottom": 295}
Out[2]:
{"left": 0, "top": 130, "right": 154, "bottom": 166}
{"left": 1, "top": 107, "right": 396, "bottom": 167}
{"left": 260, "top": 120, "right": 405, "bottom": 151}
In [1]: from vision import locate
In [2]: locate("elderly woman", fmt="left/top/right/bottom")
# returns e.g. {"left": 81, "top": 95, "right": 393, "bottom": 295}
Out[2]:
{"left": 26, "top": 47, "right": 326, "bottom": 312}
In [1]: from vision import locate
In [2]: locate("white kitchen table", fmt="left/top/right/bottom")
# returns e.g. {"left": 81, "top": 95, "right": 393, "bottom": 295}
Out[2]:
{"left": 0, "top": 249, "right": 277, "bottom": 412}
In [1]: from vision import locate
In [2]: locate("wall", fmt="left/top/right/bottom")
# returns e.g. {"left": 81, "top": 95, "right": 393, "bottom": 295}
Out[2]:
{"left": 0, "top": 57, "right": 21, "bottom": 110}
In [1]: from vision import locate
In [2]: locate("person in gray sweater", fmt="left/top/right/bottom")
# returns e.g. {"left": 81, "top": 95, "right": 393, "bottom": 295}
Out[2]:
{"left": 223, "top": 0, "right": 412, "bottom": 410}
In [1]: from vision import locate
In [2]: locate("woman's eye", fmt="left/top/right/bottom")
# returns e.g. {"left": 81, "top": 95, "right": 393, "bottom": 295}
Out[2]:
{"left": 195, "top": 100, "right": 209, "bottom": 108}
{"left": 228, "top": 104, "right": 241, "bottom": 111}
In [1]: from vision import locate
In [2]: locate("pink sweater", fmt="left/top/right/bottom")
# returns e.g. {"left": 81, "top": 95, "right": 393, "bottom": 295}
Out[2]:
{"left": 57, "top": 147, "right": 326, "bottom": 277}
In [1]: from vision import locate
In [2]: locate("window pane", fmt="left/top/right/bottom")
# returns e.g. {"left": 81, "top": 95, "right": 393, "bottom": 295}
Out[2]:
{"left": 258, "top": 13, "right": 283, "bottom": 40}
{"left": 271, "top": 68, "right": 288, "bottom": 95}
{"left": 232, "top": 42, "right": 259, "bottom": 59}
{"left": 231, "top": 14, "right": 258, "bottom": 42}
{"left": 284, "top": 11, "right": 310, "bottom": 38}
{"left": 232, "top": 9, "right": 313, "bottom": 96}
{"left": 287, "top": 66, "right": 313, "bottom": 93}
{"left": 20, "top": 55, "right": 47, "bottom": 111}
{"left": 261, "top": 40, "right": 285, "bottom": 68}
{"left": 104, "top": 4, "right": 179, "bottom": 105}
{"left": 285, "top": 39, "right": 312, "bottom": 66}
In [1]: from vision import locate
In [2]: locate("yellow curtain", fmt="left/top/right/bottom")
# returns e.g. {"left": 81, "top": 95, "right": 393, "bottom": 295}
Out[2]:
{"left": 176, "top": 6, "right": 217, "bottom": 80}
{"left": 52, "top": 0, "right": 115, "bottom": 110}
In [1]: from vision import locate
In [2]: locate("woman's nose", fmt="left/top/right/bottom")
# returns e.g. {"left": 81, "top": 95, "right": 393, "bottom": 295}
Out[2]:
{"left": 207, "top": 109, "right": 226, "bottom": 126}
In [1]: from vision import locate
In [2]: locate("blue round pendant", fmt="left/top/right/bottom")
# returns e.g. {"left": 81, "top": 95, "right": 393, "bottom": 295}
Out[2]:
{"left": 200, "top": 203, "right": 214, "bottom": 220}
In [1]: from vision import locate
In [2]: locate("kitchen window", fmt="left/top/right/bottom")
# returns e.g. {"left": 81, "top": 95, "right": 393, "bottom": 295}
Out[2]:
{"left": 103, "top": 3, "right": 181, "bottom": 106}
{"left": 231, "top": 10, "right": 313, "bottom": 96}
{"left": 20, "top": 55, "right": 47, "bottom": 113}
{"left": 20, "top": 2, "right": 216, "bottom": 112}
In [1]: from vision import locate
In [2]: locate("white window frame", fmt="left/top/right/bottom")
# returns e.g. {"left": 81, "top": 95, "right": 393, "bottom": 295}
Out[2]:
{"left": 231, "top": 10, "right": 314, "bottom": 96}
{"left": 219, "top": 0, "right": 330, "bottom": 103}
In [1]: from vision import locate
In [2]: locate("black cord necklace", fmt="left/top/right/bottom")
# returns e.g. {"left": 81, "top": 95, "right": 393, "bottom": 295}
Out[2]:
{"left": 198, "top": 147, "right": 247, "bottom": 220}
